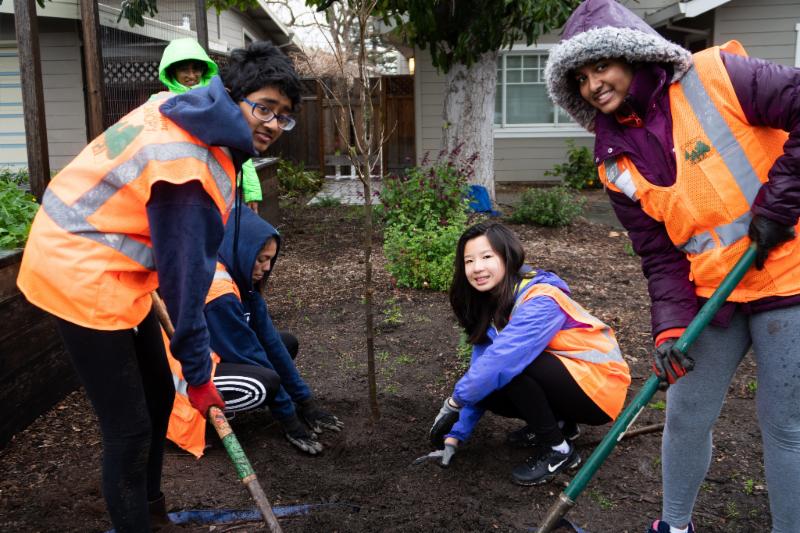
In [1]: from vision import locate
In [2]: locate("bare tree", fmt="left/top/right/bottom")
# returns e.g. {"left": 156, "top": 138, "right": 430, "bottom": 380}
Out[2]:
{"left": 300, "top": 0, "right": 392, "bottom": 420}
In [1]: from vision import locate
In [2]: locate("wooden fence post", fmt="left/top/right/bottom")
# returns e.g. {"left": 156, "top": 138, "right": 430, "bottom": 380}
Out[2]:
{"left": 79, "top": 0, "right": 105, "bottom": 138}
{"left": 195, "top": 0, "right": 209, "bottom": 52}
{"left": 13, "top": 0, "right": 50, "bottom": 201}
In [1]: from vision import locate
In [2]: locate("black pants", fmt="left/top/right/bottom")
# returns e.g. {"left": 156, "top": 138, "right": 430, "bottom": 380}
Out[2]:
{"left": 479, "top": 352, "right": 611, "bottom": 446}
{"left": 213, "top": 331, "right": 297, "bottom": 413}
{"left": 56, "top": 310, "right": 174, "bottom": 533}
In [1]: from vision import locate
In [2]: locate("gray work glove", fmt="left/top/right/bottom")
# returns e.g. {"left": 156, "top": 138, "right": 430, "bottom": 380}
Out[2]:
{"left": 413, "top": 444, "right": 457, "bottom": 468}
{"left": 296, "top": 399, "right": 344, "bottom": 434}
{"left": 280, "top": 414, "right": 323, "bottom": 455}
{"left": 429, "top": 397, "right": 461, "bottom": 449}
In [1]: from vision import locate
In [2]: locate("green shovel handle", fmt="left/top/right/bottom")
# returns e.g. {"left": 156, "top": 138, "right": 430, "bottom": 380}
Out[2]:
{"left": 536, "top": 244, "right": 757, "bottom": 533}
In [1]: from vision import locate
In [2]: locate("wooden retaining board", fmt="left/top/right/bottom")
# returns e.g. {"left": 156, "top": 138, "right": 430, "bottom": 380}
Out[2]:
{"left": 0, "top": 251, "right": 78, "bottom": 449}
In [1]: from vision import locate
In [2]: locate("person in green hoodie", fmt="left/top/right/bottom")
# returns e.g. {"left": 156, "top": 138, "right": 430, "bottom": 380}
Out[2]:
{"left": 156, "top": 37, "right": 264, "bottom": 211}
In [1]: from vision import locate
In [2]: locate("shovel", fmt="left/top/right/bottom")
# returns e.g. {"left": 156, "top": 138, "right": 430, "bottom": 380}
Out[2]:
{"left": 150, "top": 291, "right": 284, "bottom": 533}
{"left": 535, "top": 243, "right": 757, "bottom": 533}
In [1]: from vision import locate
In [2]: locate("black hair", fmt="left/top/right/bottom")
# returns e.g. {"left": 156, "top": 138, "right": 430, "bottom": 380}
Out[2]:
{"left": 220, "top": 41, "right": 301, "bottom": 111}
{"left": 449, "top": 222, "right": 526, "bottom": 345}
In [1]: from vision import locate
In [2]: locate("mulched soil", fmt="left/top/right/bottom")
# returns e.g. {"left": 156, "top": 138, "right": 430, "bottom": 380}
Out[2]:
{"left": 0, "top": 202, "right": 770, "bottom": 532}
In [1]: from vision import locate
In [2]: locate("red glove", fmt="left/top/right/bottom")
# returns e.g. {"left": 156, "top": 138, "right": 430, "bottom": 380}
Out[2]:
{"left": 187, "top": 380, "right": 225, "bottom": 416}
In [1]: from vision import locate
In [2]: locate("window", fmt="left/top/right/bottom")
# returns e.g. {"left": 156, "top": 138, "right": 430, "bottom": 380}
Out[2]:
{"left": 494, "top": 50, "right": 577, "bottom": 134}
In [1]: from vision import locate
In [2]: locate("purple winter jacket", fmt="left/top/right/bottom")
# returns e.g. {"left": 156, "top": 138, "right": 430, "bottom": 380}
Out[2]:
{"left": 545, "top": 0, "right": 800, "bottom": 337}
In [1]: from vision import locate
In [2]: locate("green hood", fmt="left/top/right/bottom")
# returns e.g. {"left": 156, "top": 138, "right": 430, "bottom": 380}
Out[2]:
{"left": 158, "top": 38, "right": 218, "bottom": 94}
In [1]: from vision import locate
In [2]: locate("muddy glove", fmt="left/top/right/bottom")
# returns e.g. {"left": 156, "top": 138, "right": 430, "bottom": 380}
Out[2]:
{"left": 413, "top": 443, "right": 457, "bottom": 468}
{"left": 187, "top": 380, "right": 225, "bottom": 416}
{"left": 748, "top": 215, "right": 795, "bottom": 270}
{"left": 429, "top": 397, "right": 461, "bottom": 448}
{"left": 296, "top": 399, "right": 344, "bottom": 434}
{"left": 281, "top": 414, "right": 323, "bottom": 455}
{"left": 652, "top": 339, "right": 694, "bottom": 385}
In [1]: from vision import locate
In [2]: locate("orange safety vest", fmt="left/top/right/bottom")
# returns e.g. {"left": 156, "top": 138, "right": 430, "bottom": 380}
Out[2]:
{"left": 17, "top": 98, "right": 237, "bottom": 330}
{"left": 514, "top": 279, "right": 631, "bottom": 419}
{"left": 597, "top": 40, "right": 800, "bottom": 302}
{"left": 166, "top": 262, "right": 240, "bottom": 457}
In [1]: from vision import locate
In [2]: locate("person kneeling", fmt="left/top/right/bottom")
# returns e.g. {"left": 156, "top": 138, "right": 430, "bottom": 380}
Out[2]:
{"left": 419, "top": 222, "right": 631, "bottom": 485}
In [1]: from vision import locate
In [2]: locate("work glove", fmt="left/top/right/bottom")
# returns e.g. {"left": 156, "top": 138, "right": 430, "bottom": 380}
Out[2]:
{"left": 187, "top": 380, "right": 225, "bottom": 417}
{"left": 748, "top": 215, "right": 795, "bottom": 270}
{"left": 281, "top": 414, "right": 323, "bottom": 455}
{"left": 652, "top": 339, "right": 694, "bottom": 385}
{"left": 413, "top": 443, "right": 457, "bottom": 468}
{"left": 429, "top": 397, "right": 461, "bottom": 449}
{"left": 296, "top": 399, "right": 344, "bottom": 433}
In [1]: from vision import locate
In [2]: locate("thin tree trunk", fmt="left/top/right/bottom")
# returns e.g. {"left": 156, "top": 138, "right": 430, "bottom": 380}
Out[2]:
{"left": 442, "top": 51, "right": 497, "bottom": 200}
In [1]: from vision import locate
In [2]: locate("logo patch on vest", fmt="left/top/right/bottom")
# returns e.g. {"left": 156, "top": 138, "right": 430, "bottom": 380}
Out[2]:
{"left": 683, "top": 139, "right": 711, "bottom": 164}
{"left": 91, "top": 120, "right": 144, "bottom": 160}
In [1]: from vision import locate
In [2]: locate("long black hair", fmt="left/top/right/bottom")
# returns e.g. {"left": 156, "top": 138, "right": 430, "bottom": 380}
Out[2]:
{"left": 449, "top": 222, "right": 526, "bottom": 344}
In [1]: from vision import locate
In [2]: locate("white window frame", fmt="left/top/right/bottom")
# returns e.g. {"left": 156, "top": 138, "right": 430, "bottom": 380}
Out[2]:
{"left": 494, "top": 43, "right": 591, "bottom": 139}
{"left": 795, "top": 23, "right": 800, "bottom": 68}
{"left": 243, "top": 28, "right": 256, "bottom": 48}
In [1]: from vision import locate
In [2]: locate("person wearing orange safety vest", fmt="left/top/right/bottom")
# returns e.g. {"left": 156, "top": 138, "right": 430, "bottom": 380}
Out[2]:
{"left": 545, "top": 1, "right": 800, "bottom": 532}
{"left": 418, "top": 223, "right": 630, "bottom": 486}
{"left": 166, "top": 207, "right": 342, "bottom": 458}
{"left": 16, "top": 41, "right": 300, "bottom": 533}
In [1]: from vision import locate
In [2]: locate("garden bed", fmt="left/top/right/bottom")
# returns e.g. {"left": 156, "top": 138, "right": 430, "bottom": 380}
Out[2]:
{"left": 0, "top": 205, "right": 769, "bottom": 532}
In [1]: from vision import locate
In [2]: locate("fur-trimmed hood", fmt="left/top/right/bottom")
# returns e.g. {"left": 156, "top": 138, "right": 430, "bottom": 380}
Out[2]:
{"left": 544, "top": 0, "right": 693, "bottom": 131}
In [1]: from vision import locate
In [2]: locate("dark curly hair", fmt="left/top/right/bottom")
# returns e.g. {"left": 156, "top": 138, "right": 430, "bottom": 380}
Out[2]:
{"left": 220, "top": 41, "right": 301, "bottom": 111}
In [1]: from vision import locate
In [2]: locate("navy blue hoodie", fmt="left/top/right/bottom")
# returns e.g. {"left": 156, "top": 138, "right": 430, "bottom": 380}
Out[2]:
{"left": 146, "top": 76, "right": 257, "bottom": 386}
{"left": 205, "top": 207, "right": 311, "bottom": 420}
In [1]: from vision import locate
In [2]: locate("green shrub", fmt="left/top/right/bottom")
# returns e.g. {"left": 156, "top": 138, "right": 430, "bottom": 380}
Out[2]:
{"left": 380, "top": 148, "right": 474, "bottom": 290}
{"left": 510, "top": 186, "right": 585, "bottom": 227}
{"left": 383, "top": 210, "right": 466, "bottom": 291}
{"left": 0, "top": 167, "right": 30, "bottom": 186}
{"left": 545, "top": 139, "right": 599, "bottom": 190}
{"left": 276, "top": 159, "right": 323, "bottom": 199}
{"left": 0, "top": 177, "right": 39, "bottom": 249}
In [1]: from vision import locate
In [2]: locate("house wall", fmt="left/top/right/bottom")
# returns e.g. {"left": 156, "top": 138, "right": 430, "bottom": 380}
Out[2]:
{"left": 414, "top": 0, "right": 800, "bottom": 185}
{"left": 0, "top": 14, "right": 86, "bottom": 172}
{"left": 217, "top": 9, "right": 270, "bottom": 49}
{"left": 714, "top": 0, "right": 800, "bottom": 65}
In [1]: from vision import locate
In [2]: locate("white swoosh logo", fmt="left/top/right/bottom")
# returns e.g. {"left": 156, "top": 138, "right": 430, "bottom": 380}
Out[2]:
{"left": 547, "top": 456, "right": 569, "bottom": 473}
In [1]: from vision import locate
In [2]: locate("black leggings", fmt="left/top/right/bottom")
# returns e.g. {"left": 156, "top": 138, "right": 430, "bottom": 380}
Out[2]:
{"left": 55, "top": 310, "right": 174, "bottom": 533}
{"left": 478, "top": 352, "right": 610, "bottom": 446}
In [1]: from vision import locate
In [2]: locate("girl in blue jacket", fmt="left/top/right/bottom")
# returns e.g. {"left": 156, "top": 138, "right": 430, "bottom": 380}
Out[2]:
{"left": 419, "top": 223, "right": 630, "bottom": 486}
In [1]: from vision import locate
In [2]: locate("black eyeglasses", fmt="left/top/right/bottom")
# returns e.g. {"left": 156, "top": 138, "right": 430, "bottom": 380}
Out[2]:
{"left": 241, "top": 98, "right": 296, "bottom": 131}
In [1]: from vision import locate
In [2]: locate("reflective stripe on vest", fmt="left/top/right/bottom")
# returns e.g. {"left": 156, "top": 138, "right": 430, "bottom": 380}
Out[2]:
{"left": 213, "top": 269, "right": 233, "bottom": 283}
{"left": 675, "top": 66, "right": 761, "bottom": 255}
{"left": 603, "top": 159, "right": 638, "bottom": 201}
{"left": 41, "top": 142, "right": 234, "bottom": 270}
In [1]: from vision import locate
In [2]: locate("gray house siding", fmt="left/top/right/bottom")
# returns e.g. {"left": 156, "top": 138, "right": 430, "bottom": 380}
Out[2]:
{"left": 714, "top": 0, "right": 800, "bottom": 65}
{"left": 0, "top": 14, "right": 87, "bottom": 171}
{"left": 39, "top": 18, "right": 87, "bottom": 171}
{"left": 218, "top": 10, "right": 270, "bottom": 49}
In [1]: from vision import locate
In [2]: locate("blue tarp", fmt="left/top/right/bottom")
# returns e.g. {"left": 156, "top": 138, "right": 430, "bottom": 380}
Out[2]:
{"left": 468, "top": 185, "right": 501, "bottom": 216}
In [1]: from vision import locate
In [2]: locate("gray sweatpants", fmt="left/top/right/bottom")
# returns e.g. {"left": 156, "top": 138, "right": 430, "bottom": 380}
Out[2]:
{"left": 662, "top": 305, "right": 800, "bottom": 532}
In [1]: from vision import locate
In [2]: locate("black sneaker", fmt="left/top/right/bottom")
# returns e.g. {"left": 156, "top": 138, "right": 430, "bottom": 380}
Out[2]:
{"left": 506, "top": 422, "right": 581, "bottom": 448}
{"left": 511, "top": 443, "right": 581, "bottom": 486}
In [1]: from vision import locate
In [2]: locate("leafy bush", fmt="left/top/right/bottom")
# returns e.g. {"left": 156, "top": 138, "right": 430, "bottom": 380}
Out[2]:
{"left": 545, "top": 139, "right": 599, "bottom": 190}
{"left": 0, "top": 167, "right": 30, "bottom": 186}
{"left": 510, "top": 186, "right": 585, "bottom": 227}
{"left": 276, "top": 159, "right": 323, "bottom": 199}
{"left": 380, "top": 147, "right": 474, "bottom": 290}
{"left": 0, "top": 173, "right": 39, "bottom": 249}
